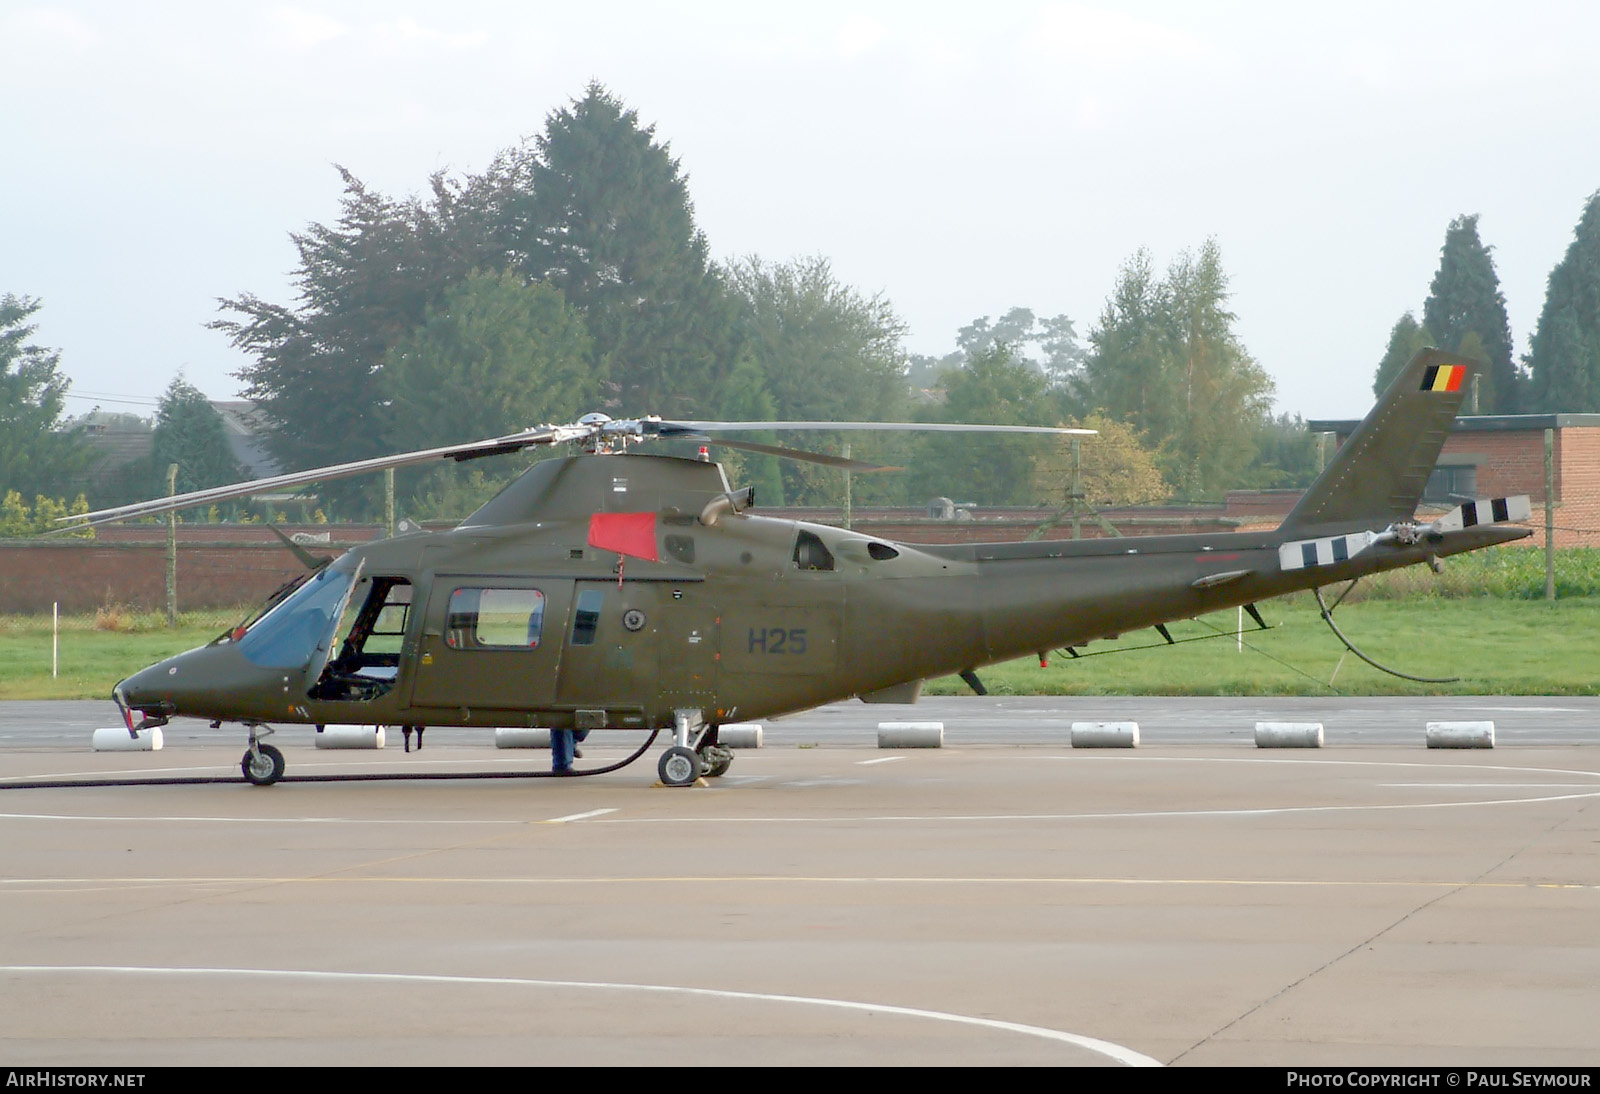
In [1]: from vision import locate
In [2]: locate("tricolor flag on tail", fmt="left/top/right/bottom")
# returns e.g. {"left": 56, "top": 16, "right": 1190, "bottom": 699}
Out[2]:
{"left": 1430, "top": 495, "right": 1532, "bottom": 532}
{"left": 1421, "top": 363, "right": 1467, "bottom": 392}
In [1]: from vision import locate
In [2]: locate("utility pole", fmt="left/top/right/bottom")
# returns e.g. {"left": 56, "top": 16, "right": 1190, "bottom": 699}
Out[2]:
{"left": 1545, "top": 428, "right": 1556, "bottom": 601}
{"left": 1070, "top": 437, "right": 1082, "bottom": 540}
{"left": 842, "top": 441, "right": 852, "bottom": 530}
{"left": 385, "top": 467, "right": 396, "bottom": 538}
{"left": 165, "top": 463, "right": 179, "bottom": 628}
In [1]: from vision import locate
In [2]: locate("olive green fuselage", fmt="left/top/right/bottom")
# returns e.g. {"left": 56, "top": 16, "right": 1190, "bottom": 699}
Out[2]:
{"left": 115, "top": 452, "right": 1527, "bottom": 732}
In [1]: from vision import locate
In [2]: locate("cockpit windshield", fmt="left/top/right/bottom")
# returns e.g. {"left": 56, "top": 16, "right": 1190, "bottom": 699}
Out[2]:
{"left": 236, "top": 558, "right": 359, "bottom": 670}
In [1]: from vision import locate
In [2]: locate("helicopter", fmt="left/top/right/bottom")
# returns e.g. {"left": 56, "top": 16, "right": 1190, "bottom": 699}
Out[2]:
{"left": 70, "top": 349, "right": 1531, "bottom": 787}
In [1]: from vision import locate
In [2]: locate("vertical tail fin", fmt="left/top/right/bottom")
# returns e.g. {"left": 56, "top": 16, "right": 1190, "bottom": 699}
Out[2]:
{"left": 1279, "top": 349, "right": 1468, "bottom": 537}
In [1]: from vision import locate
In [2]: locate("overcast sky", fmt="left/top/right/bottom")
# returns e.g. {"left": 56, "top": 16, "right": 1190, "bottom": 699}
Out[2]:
{"left": 5, "top": 1, "right": 1599, "bottom": 425}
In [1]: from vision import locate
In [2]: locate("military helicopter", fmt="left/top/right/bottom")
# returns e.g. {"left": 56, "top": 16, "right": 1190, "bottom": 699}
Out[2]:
{"left": 69, "top": 350, "right": 1530, "bottom": 787}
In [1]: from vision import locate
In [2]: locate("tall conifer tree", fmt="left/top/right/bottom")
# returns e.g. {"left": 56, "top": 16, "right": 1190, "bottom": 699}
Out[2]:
{"left": 1525, "top": 190, "right": 1600, "bottom": 413}
{"left": 1422, "top": 214, "right": 1516, "bottom": 411}
{"left": 507, "top": 83, "right": 735, "bottom": 417}
{"left": 0, "top": 295, "right": 86, "bottom": 502}
{"left": 1074, "top": 242, "right": 1272, "bottom": 498}
{"left": 1372, "top": 313, "right": 1435, "bottom": 397}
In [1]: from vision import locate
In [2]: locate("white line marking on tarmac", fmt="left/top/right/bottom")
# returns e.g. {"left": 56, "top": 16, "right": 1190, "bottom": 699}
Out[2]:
{"left": 0, "top": 812, "right": 522, "bottom": 825}
{"left": 1379, "top": 783, "right": 1600, "bottom": 788}
{"left": 542, "top": 808, "right": 618, "bottom": 824}
{"left": 581, "top": 790, "right": 1600, "bottom": 825}
{"left": 4, "top": 875, "right": 1592, "bottom": 892}
{"left": 857, "top": 756, "right": 903, "bottom": 765}
{"left": 0, "top": 965, "right": 1161, "bottom": 1067}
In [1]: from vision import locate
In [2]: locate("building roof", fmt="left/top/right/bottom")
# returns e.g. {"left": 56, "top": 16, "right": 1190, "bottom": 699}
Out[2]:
{"left": 1308, "top": 413, "right": 1600, "bottom": 435}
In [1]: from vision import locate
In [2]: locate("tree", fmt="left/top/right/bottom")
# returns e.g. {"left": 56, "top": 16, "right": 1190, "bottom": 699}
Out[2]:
{"left": 506, "top": 83, "right": 736, "bottom": 417}
{"left": 910, "top": 344, "right": 1051, "bottom": 506}
{"left": 0, "top": 490, "right": 90, "bottom": 538}
{"left": 722, "top": 256, "right": 909, "bottom": 505}
{"left": 1241, "top": 413, "right": 1322, "bottom": 490}
{"left": 1524, "top": 190, "right": 1600, "bottom": 413}
{"left": 1422, "top": 214, "right": 1517, "bottom": 411}
{"left": 1372, "top": 313, "right": 1435, "bottom": 397}
{"left": 216, "top": 168, "right": 507, "bottom": 514}
{"left": 1072, "top": 250, "right": 1173, "bottom": 437}
{"left": 727, "top": 256, "right": 906, "bottom": 423}
{"left": 910, "top": 307, "right": 1082, "bottom": 391}
{"left": 955, "top": 307, "right": 1083, "bottom": 385}
{"left": 0, "top": 295, "right": 88, "bottom": 502}
{"left": 711, "top": 354, "right": 786, "bottom": 507}
{"left": 1074, "top": 242, "right": 1273, "bottom": 498}
{"left": 1030, "top": 413, "right": 1169, "bottom": 509}
{"left": 383, "top": 271, "right": 596, "bottom": 507}
{"left": 151, "top": 377, "right": 246, "bottom": 507}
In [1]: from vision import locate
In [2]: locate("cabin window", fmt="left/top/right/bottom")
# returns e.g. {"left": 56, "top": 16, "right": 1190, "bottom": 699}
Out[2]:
{"left": 571, "top": 589, "right": 605, "bottom": 646}
{"left": 445, "top": 588, "right": 546, "bottom": 649}
{"left": 793, "top": 530, "right": 835, "bottom": 571}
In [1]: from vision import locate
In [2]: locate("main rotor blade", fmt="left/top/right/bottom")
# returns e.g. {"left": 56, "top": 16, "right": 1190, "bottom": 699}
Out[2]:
{"left": 702, "top": 437, "right": 901, "bottom": 472}
{"left": 58, "top": 426, "right": 565, "bottom": 528}
{"left": 663, "top": 420, "right": 1097, "bottom": 436}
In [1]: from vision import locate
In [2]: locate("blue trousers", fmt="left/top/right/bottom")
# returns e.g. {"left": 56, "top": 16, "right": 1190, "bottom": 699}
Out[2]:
{"left": 552, "top": 728, "right": 589, "bottom": 772}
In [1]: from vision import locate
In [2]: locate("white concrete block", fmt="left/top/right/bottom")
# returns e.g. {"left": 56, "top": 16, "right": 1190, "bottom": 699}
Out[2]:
{"left": 877, "top": 721, "right": 944, "bottom": 748}
{"left": 719, "top": 723, "right": 763, "bottom": 749}
{"left": 1071, "top": 721, "right": 1139, "bottom": 748}
{"left": 1425, "top": 721, "right": 1495, "bottom": 749}
{"left": 1255, "top": 721, "right": 1324, "bottom": 748}
{"left": 495, "top": 727, "right": 552, "bottom": 749}
{"left": 92, "top": 727, "right": 163, "bottom": 752}
{"left": 313, "top": 725, "right": 385, "bottom": 749}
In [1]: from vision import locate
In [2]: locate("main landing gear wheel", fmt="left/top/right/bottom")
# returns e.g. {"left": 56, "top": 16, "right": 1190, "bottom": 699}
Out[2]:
{"left": 241, "top": 743, "right": 285, "bottom": 786}
{"left": 658, "top": 745, "right": 702, "bottom": 787}
{"left": 698, "top": 743, "right": 733, "bottom": 778}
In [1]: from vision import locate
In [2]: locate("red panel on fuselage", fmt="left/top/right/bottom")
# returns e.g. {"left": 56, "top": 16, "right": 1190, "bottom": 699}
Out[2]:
{"left": 588, "top": 512, "right": 660, "bottom": 562}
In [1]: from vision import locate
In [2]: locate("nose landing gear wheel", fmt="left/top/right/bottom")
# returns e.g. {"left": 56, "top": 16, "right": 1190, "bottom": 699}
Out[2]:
{"left": 242, "top": 743, "right": 285, "bottom": 786}
{"left": 658, "top": 745, "right": 702, "bottom": 787}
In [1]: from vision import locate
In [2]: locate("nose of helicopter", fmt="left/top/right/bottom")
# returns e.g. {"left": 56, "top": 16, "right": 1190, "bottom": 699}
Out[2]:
{"left": 114, "top": 642, "right": 283, "bottom": 725}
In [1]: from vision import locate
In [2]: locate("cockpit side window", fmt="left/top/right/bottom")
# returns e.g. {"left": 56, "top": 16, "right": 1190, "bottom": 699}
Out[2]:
{"left": 793, "top": 530, "right": 835, "bottom": 571}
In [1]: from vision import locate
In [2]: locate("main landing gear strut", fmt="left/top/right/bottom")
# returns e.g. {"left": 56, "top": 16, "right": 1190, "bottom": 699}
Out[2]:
{"left": 658, "top": 710, "right": 733, "bottom": 787}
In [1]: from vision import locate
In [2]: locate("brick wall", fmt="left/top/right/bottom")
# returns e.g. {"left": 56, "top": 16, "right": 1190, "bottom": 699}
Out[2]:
{"left": 1555, "top": 427, "right": 1600, "bottom": 548}
{"left": 0, "top": 541, "right": 308, "bottom": 614}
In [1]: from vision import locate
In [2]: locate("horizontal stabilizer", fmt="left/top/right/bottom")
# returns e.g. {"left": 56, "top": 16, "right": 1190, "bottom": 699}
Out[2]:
{"left": 1430, "top": 495, "right": 1531, "bottom": 533}
{"left": 1281, "top": 495, "right": 1532, "bottom": 573}
{"left": 1279, "top": 530, "right": 1380, "bottom": 571}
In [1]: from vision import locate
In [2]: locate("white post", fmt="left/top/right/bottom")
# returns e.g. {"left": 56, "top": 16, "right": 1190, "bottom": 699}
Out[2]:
{"left": 1237, "top": 606, "right": 1242, "bottom": 652}
{"left": 52, "top": 601, "right": 59, "bottom": 678}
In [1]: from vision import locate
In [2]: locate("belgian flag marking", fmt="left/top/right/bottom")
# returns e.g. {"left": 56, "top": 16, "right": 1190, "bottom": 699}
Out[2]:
{"left": 1421, "top": 364, "right": 1466, "bottom": 392}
